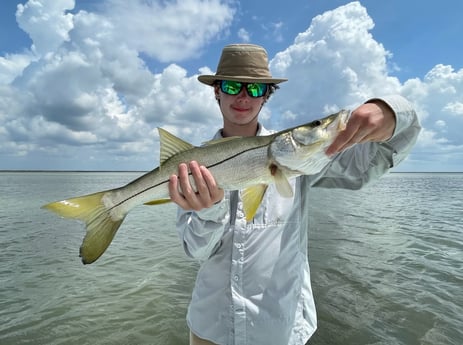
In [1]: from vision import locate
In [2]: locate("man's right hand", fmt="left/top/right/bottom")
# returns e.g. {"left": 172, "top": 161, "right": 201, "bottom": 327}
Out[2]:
{"left": 169, "top": 161, "right": 224, "bottom": 211}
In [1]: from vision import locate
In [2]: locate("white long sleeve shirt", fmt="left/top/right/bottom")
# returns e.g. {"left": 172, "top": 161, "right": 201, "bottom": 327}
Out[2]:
{"left": 176, "top": 95, "right": 421, "bottom": 345}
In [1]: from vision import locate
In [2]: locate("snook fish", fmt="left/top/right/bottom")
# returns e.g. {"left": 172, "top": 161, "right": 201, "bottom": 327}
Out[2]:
{"left": 42, "top": 110, "right": 349, "bottom": 264}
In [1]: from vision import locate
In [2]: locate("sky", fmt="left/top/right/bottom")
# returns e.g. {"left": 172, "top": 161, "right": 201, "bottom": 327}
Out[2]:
{"left": 0, "top": 0, "right": 462, "bottom": 172}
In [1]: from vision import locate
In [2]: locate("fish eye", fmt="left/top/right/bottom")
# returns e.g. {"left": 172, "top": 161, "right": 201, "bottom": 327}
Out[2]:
{"left": 313, "top": 120, "right": 321, "bottom": 127}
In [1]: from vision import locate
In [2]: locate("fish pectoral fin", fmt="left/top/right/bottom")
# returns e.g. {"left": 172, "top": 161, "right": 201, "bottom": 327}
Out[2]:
{"left": 144, "top": 198, "right": 172, "bottom": 206}
{"left": 42, "top": 191, "right": 125, "bottom": 265}
{"left": 241, "top": 184, "right": 268, "bottom": 221}
{"left": 158, "top": 127, "right": 195, "bottom": 165}
{"left": 273, "top": 168, "right": 294, "bottom": 198}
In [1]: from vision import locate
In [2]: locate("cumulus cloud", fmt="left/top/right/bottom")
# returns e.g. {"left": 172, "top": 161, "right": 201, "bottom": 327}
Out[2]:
{"left": 401, "top": 64, "right": 463, "bottom": 165}
{"left": 1, "top": 0, "right": 462, "bottom": 171}
{"left": 0, "top": 0, "right": 232, "bottom": 170}
{"left": 0, "top": 53, "right": 35, "bottom": 84}
{"left": 16, "top": 0, "right": 75, "bottom": 55}
{"left": 269, "top": 2, "right": 401, "bottom": 127}
{"left": 102, "top": 0, "right": 235, "bottom": 62}
{"left": 266, "top": 2, "right": 463, "bottom": 171}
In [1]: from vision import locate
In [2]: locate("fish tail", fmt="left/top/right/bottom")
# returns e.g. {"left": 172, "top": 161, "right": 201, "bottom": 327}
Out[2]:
{"left": 42, "top": 191, "right": 125, "bottom": 264}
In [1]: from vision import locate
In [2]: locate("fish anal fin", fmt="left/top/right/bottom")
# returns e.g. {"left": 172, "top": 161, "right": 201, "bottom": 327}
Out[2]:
{"left": 144, "top": 198, "right": 172, "bottom": 206}
{"left": 241, "top": 184, "right": 268, "bottom": 222}
{"left": 158, "top": 128, "right": 195, "bottom": 166}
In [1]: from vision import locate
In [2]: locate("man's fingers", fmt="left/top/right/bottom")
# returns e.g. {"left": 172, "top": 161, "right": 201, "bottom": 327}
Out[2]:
{"left": 169, "top": 174, "right": 189, "bottom": 209}
{"left": 326, "top": 122, "right": 359, "bottom": 155}
{"left": 168, "top": 161, "right": 223, "bottom": 211}
{"left": 190, "top": 162, "right": 209, "bottom": 197}
{"left": 200, "top": 165, "right": 224, "bottom": 203}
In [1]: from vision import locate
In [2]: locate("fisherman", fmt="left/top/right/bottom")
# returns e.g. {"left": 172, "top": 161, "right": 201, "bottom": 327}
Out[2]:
{"left": 168, "top": 44, "right": 421, "bottom": 345}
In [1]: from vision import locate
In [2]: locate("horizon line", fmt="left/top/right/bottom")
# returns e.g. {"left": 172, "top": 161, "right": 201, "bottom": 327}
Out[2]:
{"left": 1, "top": 170, "right": 462, "bottom": 174}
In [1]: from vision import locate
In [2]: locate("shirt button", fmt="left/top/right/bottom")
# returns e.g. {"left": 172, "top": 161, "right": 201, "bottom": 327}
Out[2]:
{"left": 236, "top": 243, "right": 242, "bottom": 249}
{"left": 234, "top": 275, "right": 239, "bottom": 281}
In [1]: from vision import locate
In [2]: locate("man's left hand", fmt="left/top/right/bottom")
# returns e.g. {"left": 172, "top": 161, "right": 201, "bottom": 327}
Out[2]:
{"left": 326, "top": 100, "right": 396, "bottom": 156}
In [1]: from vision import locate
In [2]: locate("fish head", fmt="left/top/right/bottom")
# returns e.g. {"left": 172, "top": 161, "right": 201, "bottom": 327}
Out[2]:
{"left": 291, "top": 110, "right": 349, "bottom": 145}
{"left": 270, "top": 110, "right": 350, "bottom": 174}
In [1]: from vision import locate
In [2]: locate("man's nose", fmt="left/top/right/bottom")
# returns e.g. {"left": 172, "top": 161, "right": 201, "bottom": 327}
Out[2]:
{"left": 236, "top": 87, "right": 249, "bottom": 99}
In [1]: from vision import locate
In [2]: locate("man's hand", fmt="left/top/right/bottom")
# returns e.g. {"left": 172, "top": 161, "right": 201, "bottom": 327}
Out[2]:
{"left": 169, "top": 161, "right": 224, "bottom": 211}
{"left": 326, "top": 100, "right": 396, "bottom": 156}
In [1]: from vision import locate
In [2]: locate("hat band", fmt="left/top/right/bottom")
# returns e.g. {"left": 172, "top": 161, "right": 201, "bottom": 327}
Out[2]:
{"left": 216, "top": 64, "right": 272, "bottom": 79}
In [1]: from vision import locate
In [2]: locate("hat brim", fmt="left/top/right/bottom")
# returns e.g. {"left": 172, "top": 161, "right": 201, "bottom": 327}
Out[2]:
{"left": 198, "top": 74, "right": 288, "bottom": 86}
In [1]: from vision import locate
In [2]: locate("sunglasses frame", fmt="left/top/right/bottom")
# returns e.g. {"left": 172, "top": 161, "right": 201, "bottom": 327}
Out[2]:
{"left": 219, "top": 80, "right": 268, "bottom": 98}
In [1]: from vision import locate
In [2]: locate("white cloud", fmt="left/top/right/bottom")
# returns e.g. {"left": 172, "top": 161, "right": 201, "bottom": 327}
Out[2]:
{"left": 268, "top": 2, "right": 401, "bottom": 127}
{"left": 443, "top": 102, "right": 463, "bottom": 117}
{"left": 1, "top": 0, "right": 463, "bottom": 171}
{"left": 103, "top": 0, "right": 235, "bottom": 62}
{"left": 401, "top": 64, "right": 463, "bottom": 152}
{"left": 16, "top": 0, "right": 75, "bottom": 56}
{"left": 0, "top": 53, "right": 35, "bottom": 84}
{"left": 0, "top": 0, "right": 234, "bottom": 170}
{"left": 237, "top": 28, "right": 250, "bottom": 42}
{"left": 265, "top": 1, "right": 463, "bottom": 170}
{"left": 435, "top": 120, "right": 446, "bottom": 131}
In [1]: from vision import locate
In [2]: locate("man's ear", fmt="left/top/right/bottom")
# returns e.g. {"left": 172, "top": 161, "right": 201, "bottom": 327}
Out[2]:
{"left": 262, "top": 94, "right": 269, "bottom": 105}
{"left": 213, "top": 85, "right": 221, "bottom": 103}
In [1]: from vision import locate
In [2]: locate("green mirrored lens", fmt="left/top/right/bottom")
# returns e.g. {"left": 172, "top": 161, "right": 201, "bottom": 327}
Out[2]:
{"left": 220, "top": 80, "right": 268, "bottom": 98}
{"left": 221, "top": 80, "right": 242, "bottom": 95}
{"left": 246, "top": 83, "right": 267, "bottom": 97}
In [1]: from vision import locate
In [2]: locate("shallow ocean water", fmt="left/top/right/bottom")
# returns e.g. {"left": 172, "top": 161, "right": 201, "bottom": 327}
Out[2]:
{"left": 0, "top": 172, "right": 462, "bottom": 344}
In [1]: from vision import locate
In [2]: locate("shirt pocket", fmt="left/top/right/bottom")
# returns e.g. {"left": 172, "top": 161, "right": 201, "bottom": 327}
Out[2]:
{"left": 254, "top": 177, "right": 301, "bottom": 226}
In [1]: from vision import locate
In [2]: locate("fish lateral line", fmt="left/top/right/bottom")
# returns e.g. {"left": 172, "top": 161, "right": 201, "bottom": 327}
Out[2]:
{"left": 119, "top": 142, "right": 273, "bottom": 208}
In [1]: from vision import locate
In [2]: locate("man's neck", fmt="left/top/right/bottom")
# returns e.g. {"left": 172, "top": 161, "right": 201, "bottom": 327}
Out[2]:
{"left": 221, "top": 123, "right": 260, "bottom": 138}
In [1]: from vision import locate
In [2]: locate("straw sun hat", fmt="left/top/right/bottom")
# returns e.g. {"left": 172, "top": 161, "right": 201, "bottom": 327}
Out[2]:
{"left": 198, "top": 44, "right": 288, "bottom": 86}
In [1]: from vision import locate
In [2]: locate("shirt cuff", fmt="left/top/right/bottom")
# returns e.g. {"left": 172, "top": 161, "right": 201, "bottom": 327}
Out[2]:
{"left": 366, "top": 95, "right": 416, "bottom": 139}
{"left": 195, "top": 198, "right": 230, "bottom": 222}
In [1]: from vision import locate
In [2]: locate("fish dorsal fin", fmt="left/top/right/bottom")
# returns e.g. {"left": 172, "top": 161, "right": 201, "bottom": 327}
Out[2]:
{"left": 202, "top": 136, "right": 242, "bottom": 146}
{"left": 272, "top": 166, "right": 294, "bottom": 198}
{"left": 241, "top": 184, "right": 268, "bottom": 222}
{"left": 158, "top": 128, "right": 195, "bottom": 165}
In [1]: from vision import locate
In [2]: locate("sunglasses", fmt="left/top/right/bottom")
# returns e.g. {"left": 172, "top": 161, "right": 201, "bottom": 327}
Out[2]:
{"left": 219, "top": 80, "right": 268, "bottom": 98}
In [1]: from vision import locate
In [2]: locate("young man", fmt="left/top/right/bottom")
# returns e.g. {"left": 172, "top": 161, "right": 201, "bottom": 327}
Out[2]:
{"left": 169, "top": 44, "right": 421, "bottom": 345}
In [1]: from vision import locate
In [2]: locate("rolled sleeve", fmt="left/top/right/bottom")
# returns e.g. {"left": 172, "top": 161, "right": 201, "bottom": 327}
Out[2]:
{"left": 311, "top": 95, "right": 421, "bottom": 189}
{"left": 367, "top": 95, "right": 419, "bottom": 139}
{"left": 372, "top": 95, "right": 422, "bottom": 167}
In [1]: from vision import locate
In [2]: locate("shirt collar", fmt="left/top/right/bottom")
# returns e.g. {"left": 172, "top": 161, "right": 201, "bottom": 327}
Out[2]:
{"left": 214, "top": 123, "right": 271, "bottom": 139}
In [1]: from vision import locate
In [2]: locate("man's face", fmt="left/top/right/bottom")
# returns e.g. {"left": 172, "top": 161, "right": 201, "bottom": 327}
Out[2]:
{"left": 214, "top": 82, "right": 267, "bottom": 131}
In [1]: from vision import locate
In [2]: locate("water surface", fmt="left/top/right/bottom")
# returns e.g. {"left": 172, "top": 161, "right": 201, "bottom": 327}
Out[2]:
{"left": 0, "top": 172, "right": 461, "bottom": 344}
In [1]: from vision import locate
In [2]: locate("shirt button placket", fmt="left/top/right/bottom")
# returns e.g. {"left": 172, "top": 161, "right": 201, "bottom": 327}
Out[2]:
{"left": 231, "top": 202, "right": 246, "bottom": 344}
